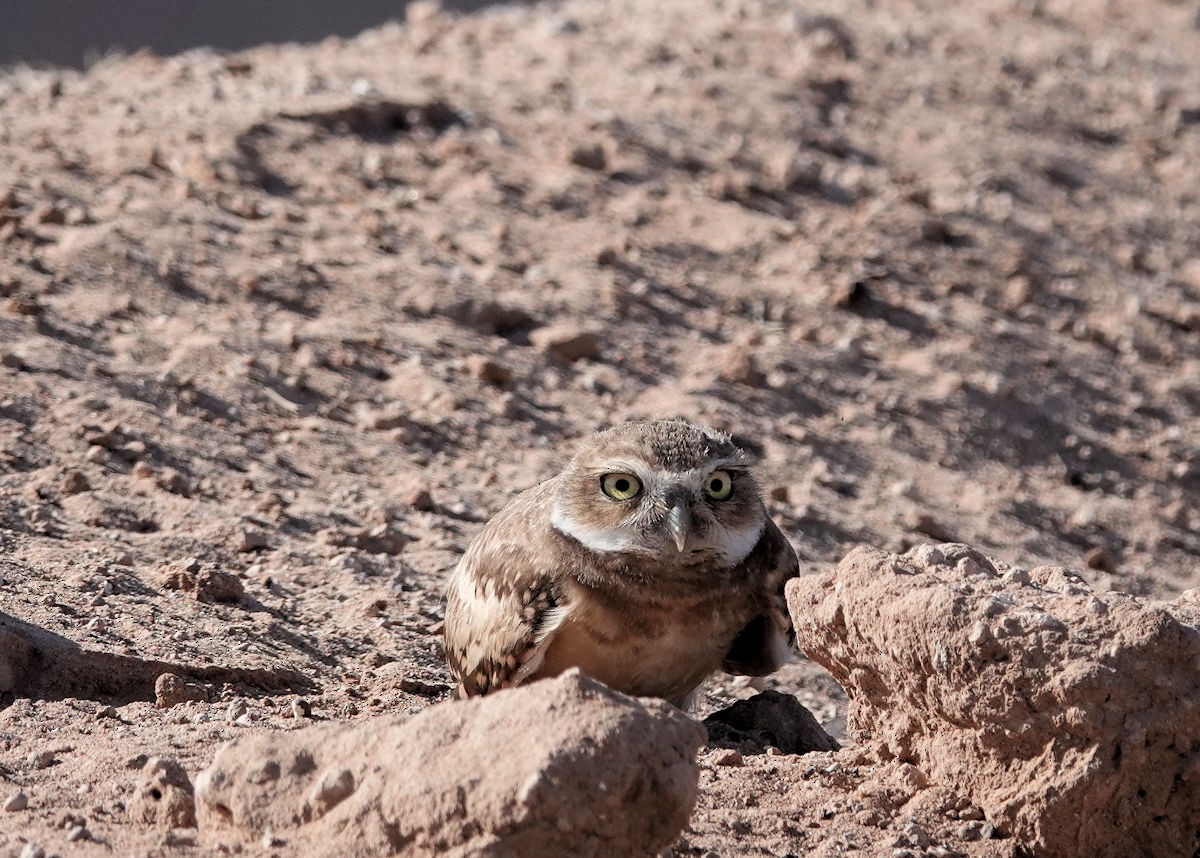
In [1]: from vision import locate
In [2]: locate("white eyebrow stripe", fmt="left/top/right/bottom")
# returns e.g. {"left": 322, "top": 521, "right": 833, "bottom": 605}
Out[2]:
{"left": 588, "top": 460, "right": 748, "bottom": 488}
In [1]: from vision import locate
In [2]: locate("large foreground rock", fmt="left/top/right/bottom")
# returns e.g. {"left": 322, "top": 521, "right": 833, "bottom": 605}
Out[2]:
{"left": 788, "top": 543, "right": 1200, "bottom": 857}
{"left": 194, "top": 669, "right": 704, "bottom": 857}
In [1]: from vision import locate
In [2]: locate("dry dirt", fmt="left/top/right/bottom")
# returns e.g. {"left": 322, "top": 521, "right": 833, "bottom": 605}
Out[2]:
{"left": 0, "top": 0, "right": 1197, "bottom": 854}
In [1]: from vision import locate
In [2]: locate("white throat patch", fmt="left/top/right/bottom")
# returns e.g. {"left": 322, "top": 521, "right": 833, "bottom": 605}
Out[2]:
{"left": 717, "top": 520, "right": 765, "bottom": 565}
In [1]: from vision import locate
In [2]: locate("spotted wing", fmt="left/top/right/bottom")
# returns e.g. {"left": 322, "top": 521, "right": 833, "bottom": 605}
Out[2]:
{"left": 443, "top": 498, "right": 569, "bottom": 698}
{"left": 721, "top": 516, "right": 800, "bottom": 676}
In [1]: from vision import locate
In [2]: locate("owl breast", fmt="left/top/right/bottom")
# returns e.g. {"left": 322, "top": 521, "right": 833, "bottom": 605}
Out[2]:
{"left": 531, "top": 577, "right": 753, "bottom": 706}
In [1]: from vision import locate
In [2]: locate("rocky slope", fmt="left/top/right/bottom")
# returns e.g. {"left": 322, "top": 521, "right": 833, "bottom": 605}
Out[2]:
{"left": 0, "top": 0, "right": 1197, "bottom": 854}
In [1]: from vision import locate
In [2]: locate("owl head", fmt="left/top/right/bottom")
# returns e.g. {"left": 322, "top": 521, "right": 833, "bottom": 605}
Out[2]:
{"left": 549, "top": 419, "right": 767, "bottom": 565}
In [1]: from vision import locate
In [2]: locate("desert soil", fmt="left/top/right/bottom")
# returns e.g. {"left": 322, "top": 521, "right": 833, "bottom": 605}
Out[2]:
{"left": 0, "top": 0, "right": 1196, "bottom": 854}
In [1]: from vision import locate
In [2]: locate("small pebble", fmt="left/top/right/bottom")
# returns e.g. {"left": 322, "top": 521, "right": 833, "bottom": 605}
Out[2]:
{"left": 66, "top": 826, "right": 89, "bottom": 843}
{"left": 4, "top": 791, "right": 28, "bottom": 812}
{"left": 711, "top": 748, "right": 744, "bottom": 767}
{"left": 29, "top": 750, "right": 54, "bottom": 769}
{"left": 60, "top": 470, "right": 90, "bottom": 494}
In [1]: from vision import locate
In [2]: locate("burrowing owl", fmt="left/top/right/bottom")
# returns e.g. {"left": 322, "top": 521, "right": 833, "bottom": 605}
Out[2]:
{"left": 444, "top": 419, "right": 799, "bottom": 707}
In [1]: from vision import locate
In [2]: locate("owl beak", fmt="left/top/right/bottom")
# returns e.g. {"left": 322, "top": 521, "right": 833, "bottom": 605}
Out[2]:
{"left": 665, "top": 499, "right": 691, "bottom": 553}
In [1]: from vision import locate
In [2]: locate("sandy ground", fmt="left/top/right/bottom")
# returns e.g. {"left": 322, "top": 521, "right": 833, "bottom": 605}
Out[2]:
{"left": 0, "top": 0, "right": 1197, "bottom": 854}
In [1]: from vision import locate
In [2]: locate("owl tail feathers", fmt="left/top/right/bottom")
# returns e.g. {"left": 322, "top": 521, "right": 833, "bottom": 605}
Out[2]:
{"left": 721, "top": 612, "right": 796, "bottom": 676}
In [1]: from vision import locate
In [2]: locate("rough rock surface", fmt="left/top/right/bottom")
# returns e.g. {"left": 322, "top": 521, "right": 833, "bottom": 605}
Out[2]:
{"left": 788, "top": 542, "right": 1200, "bottom": 856}
{"left": 128, "top": 756, "right": 196, "bottom": 829}
{"left": 194, "top": 670, "right": 705, "bottom": 857}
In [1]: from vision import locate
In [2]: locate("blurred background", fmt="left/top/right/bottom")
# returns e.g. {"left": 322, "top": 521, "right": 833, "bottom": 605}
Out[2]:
{"left": 0, "top": 0, "right": 504, "bottom": 67}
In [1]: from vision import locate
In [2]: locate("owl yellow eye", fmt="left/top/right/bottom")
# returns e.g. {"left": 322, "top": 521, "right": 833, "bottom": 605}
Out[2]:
{"left": 704, "top": 470, "right": 733, "bottom": 500}
{"left": 600, "top": 473, "right": 642, "bottom": 501}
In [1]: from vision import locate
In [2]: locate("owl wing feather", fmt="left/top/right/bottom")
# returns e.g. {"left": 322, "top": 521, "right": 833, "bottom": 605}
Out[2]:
{"left": 443, "top": 487, "right": 570, "bottom": 698}
{"left": 721, "top": 515, "right": 800, "bottom": 676}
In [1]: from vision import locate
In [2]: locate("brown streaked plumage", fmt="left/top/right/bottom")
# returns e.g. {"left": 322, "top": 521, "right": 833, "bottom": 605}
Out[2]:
{"left": 443, "top": 419, "right": 799, "bottom": 707}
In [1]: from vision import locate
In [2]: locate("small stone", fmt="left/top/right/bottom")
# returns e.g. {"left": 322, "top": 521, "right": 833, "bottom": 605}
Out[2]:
{"left": 29, "top": 201, "right": 66, "bottom": 225}
{"left": 85, "top": 617, "right": 106, "bottom": 633}
{"left": 29, "top": 750, "right": 54, "bottom": 769}
{"left": 122, "top": 440, "right": 147, "bottom": 459}
{"left": 226, "top": 701, "right": 248, "bottom": 723}
{"left": 894, "top": 763, "right": 929, "bottom": 792}
{"left": 355, "top": 405, "right": 408, "bottom": 432}
{"left": 195, "top": 568, "right": 244, "bottom": 604}
{"left": 567, "top": 142, "right": 607, "bottom": 171}
{"left": 405, "top": 485, "right": 436, "bottom": 512}
{"left": 529, "top": 324, "right": 602, "bottom": 364}
{"left": 155, "top": 673, "right": 210, "bottom": 709}
{"left": 124, "top": 753, "right": 150, "bottom": 770}
{"left": 353, "top": 523, "right": 407, "bottom": 555}
{"left": 156, "top": 468, "right": 191, "bottom": 496}
{"left": 5, "top": 295, "right": 41, "bottom": 316}
{"left": 1000, "top": 275, "right": 1033, "bottom": 309}
{"left": 66, "top": 826, "right": 89, "bottom": 842}
{"left": 466, "top": 355, "right": 515, "bottom": 388}
{"left": 255, "top": 492, "right": 286, "bottom": 513}
{"left": 595, "top": 246, "right": 621, "bottom": 267}
{"left": 129, "top": 757, "right": 196, "bottom": 828}
{"left": 291, "top": 699, "right": 312, "bottom": 719}
{"left": 131, "top": 461, "right": 155, "bottom": 479}
{"left": 711, "top": 748, "right": 744, "bottom": 767}
{"left": 703, "top": 690, "right": 839, "bottom": 755}
{"left": 900, "top": 822, "right": 931, "bottom": 849}
{"left": 94, "top": 705, "right": 117, "bottom": 720}
{"left": 233, "top": 527, "right": 271, "bottom": 553}
{"left": 1084, "top": 546, "right": 1118, "bottom": 573}
{"left": 0, "top": 351, "right": 25, "bottom": 370}
{"left": 715, "top": 344, "right": 766, "bottom": 386}
{"left": 60, "top": 470, "right": 90, "bottom": 494}
{"left": 850, "top": 807, "right": 881, "bottom": 826}
{"left": 157, "top": 562, "right": 197, "bottom": 592}
{"left": 18, "top": 843, "right": 44, "bottom": 858}
{"left": 981, "top": 595, "right": 1013, "bottom": 617}
{"left": 4, "top": 791, "right": 28, "bottom": 812}
{"left": 960, "top": 820, "right": 984, "bottom": 841}
{"left": 1001, "top": 567, "right": 1030, "bottom": 586}
{"left": 968, "top": 621, "right": 993, "bottom": 646}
